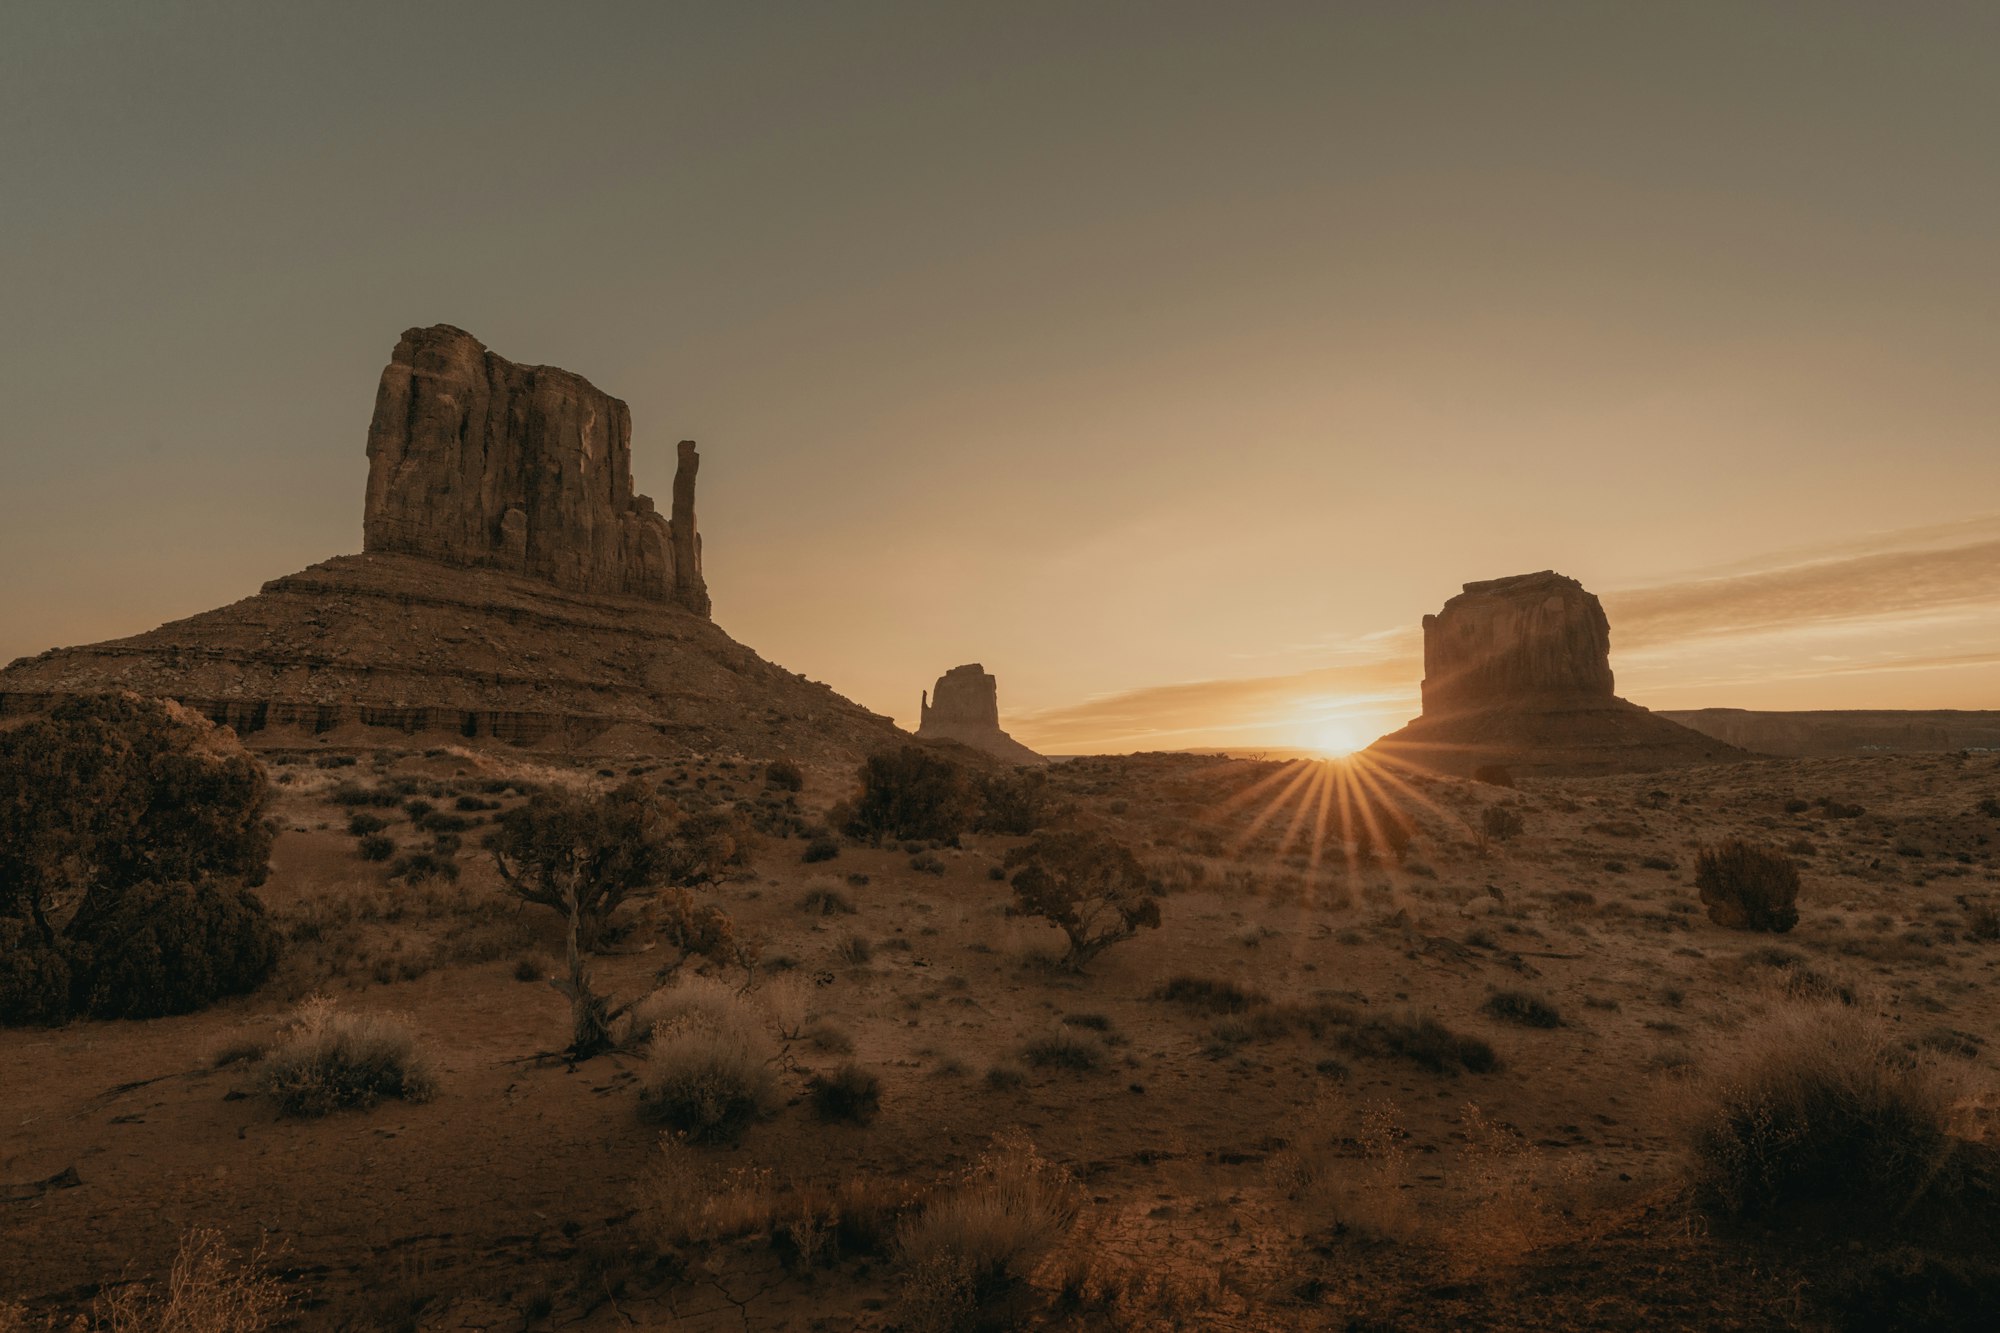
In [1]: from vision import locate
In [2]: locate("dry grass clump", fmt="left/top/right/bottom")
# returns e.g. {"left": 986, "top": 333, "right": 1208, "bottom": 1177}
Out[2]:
{"left": 1481, "top": 989, "right": 1563, "bottom": 1028}
{"left": 94, "top": 1226, "right": 288, "bottom": 1332}
{"left": 1153, "top": 975, "right": 1269, "bottom": 1014}
{"left": 1682, "top": 1000, "right": 1965, "bottom": 1221}
{"left": 636, "top": 984, "right": 779, "bottom": 1142}
{"left": 896, "top": 1134, "right": 1082, "bottom": 1326}
{"left": 619, "top": 973, "right": 746, "bottom": 1047}
{"left": 633, "top": 1133, "right": 778, "bottom": 1249}
{"left": 1338, "top": 1011, "right": 1498, "bottom": 1074}
{"left": 257, "top": 997, "right": 437, "bottom": 1117}
{"left": 807, "top": 1062, "right": 883, "bottom": 1123}
{"left": 1270, "top": 1093, "right": 1421, "bottom": 1241}
{"left": 1020, "top": 1029, "right": 1107, "bottom": 1072}
{"left": 1695, "top": 839, "right": 1801, "bottom": 932}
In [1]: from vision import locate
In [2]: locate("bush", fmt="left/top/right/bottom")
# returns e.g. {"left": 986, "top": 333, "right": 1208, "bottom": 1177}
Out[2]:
{"left": 388, "top": 850, "right": 458, "bottom": 885}
{"left": 1685, "top": 1003, "right": 1961, "bottom": 1220}
{"left": 1481, "top": 805, "right": 1524, "bottom": 842}
{"left": 766, "top": 758, "right": 805, "bottom": 792}
{"left": 487, "top": 780, "right": 751, "bottom": 952}
{"left": 1004, "top": 832, "right": 1161, "bottom": 971}
{"left": 842, "top": 747, "right": 979, "bottom": 844}
{"left": 910, "top": 853, "right": 946, "bottom": 876}
{"left": 800, "top": 887, "right": 857, "bottom": 916}
{"left": 357, "top": 833, "right": 396, "bottom": 862}
{"left": 1482, "top": 989, "right": 1563, "bottom": 1029}
{"left": 808, "top": 1063, "right": 883, "bottom": 1124}
{"left": 69, "top": 880, "right": 280, "bottom": 1020}
{"left": 1339, "top": 1012, "right": 1497, "bottom": 1074}
{"left": 0, "top": 915, "right": 73, "bottom": 1027}
{"left": 258, "top": 997, "right": 438, "bottom": 1116}
{"left": 637, "top": 1008, "right": 779, "bottom": 1143}
{"left": 801, "top": 834, "right": 840, "bottom": 864}
{"left": 896, "top": 1135, "right": 1081, "bottom": 1310}
{"left": 346, "top": 812, "right": 389, "bottom": 836}
{"left": 1696, "top": 840, "right": 1801, "bottom": 932}
{"left": 1021, "top": 1029, "right": 1106, "bottom": 1071}
{"left": 973, "top": 769, "right": 1052, "bottom": 836}
{"left": 1154, "top": 975, "right": 1269, "bottom": 1014}
{"left": 92, "top": 1226, "right": 288, "bottom": 1332}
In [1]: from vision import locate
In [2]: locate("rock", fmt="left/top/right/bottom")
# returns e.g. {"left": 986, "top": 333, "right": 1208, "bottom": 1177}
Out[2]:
{"left": 1369, "top": 571, "right": 1747, "bottom": 778}
{"left": 1420, "top": 571, "right": 1614, "bottom": 715}
{"left": 362, "top": 325, "right": 709, "bottom": 614}
{"left": 915, "top": 664, "right": 1044, "bottom": 765}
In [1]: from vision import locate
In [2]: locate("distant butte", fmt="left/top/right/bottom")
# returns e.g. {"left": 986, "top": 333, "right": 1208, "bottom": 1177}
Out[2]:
{"left": 1368, "top": 570, "right": 1746, "bottom": 777}
{"left": 915, "top": 664, "right": 1046, "bottom": 765}
{"left": 0, "top": 326, "right": 900, "bottom": 759}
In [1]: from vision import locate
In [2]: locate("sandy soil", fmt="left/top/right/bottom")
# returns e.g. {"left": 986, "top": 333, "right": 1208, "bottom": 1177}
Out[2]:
{"left": 4, "top": 745, "right": 1998, "bottom": 1330}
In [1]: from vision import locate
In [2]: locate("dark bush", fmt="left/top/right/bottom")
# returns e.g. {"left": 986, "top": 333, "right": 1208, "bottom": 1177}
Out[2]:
{"left": 1339, "top": 1012, "right": 1497, "bottom": 1074}
{"left": 69, "top": 880, "right": 280, "bottom": 1020}
{"left": 1005, "top": 832, "right": 1161, "bottom": 971}
{"left": 330, "top": 781, "right": 399, "bottom": 808}
{"left": 974, "top": 768, "right": 1053, "bottom": 835}
{"left": 1482, "top": 989, "right": 1563, "bottom": 1029}
{"left": 801, "top": 888, "right": 857, "bottom": 916}
{"left": 389, "top": 851, "right": 459, "bottom": 884}
{"left": 841, "top": 747, "right": 979, "bottom": 844}
{"left": 766, "top": 758, "right": 805, "bottom": 792}
{"left": 357, "top": 834, "right": 396, "bottom": 862}
{"left": 1481, "top": 806, "right": 1525, "bottom": 843}
{"left": 1154, "top": 975, "right": 1269, "bottom": 1015}
{"left": 347, "top": 812, "right": 389, "bottom": 836}
{"left": 453, "top": 794, "right": 500, "bottom": 812}
{"left": 1696, "top": 840, "right": 1801, "bottom": 932}
{"left": 801, "top": 834, "right": 840, "bottom": 864}
{"left": 0, "top": 916, "right": 74, "bottom": 1026}
{"left": 807, "top": 1063, "right": 882, "bottom": 1124}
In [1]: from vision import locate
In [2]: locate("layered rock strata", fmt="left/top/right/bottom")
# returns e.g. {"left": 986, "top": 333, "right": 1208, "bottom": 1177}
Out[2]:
{"left": 1369, "top": 571, "right": 1745, "bottom": 778}
{"left": 915, "top": 664, "right": 1045, "bottom": 765}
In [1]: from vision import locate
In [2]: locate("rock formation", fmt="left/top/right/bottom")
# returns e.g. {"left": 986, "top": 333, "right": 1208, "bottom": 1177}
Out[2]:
{"left": 915, "top": 664, "right": 1045, "bottom": 765}
{"left": 363, "top": 324, "right": 709, "bottom": 614}
{"left": 1661, "top": 709, "right": 2000, "bottom": 758}
{"left": 0, "top": 325, "right": 904, "bottom": 759}
{"left": 1369, "top": 571, "right": 1746, "bottom": 777}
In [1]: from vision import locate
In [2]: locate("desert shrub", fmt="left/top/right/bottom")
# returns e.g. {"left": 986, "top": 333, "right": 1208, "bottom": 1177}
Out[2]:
{"left": 1696, "top": 840, "right": 1801, "bottom": 932}
{"left": 765, "top": 758, "right": 805, "bottom": 792}
{"left": 1154, "top": 975, "right": 1268, "bottom": 1014}
{"left": 808, "top": 1063, "right": 883, "bottom": 1123}
{"left": 1021, "top": 1029, "right": 1106, "bottom": 1071}
{"left": 0, "top": 915, "right": 73, "bottom": 1027}
{"left": 1340, "top": 1012, "right": 1498, "bottom": 1074}
{"left": 897, "top": 1134, "right": 1081, "bottom": 1313}
{"left": 836, "top": 933, "right": 873, "bottom": 965}
{"left": 910, "top": 852, "right": 946, "bottom": 875}
{"left": 347, "top": 812, "right": 389, "bottom": 836}
{"left": 800, "top": 887, "right": 857, "bottom": 916}
{"left": 487, "top": 780, "right": 751, "bottom": 952}
{"left": 69, "top": 880, "right": 280, "bottom": 1020}
{"left": 1965, "top": 903, "right": 2000, "bottom": 942}
{"left": 93, "top": 1225, "right": 287, "bottom": 1333}
{"left": 973, "top": 768, "right": 1053, "bottom": 835}
{"left": 453, "top": 794, "right": 500, "bottom": 812}
{"left": 619, "top": 973, "right": 751, "bottom": 1047}
{"left": 842, "top": 747, "right": 980, "bottom": 844}
{"left": 402, "top": 797, "right": 434, "bottom": 819}
{"left": 388, "top": 850, "right": 458, "bottom": 885}
{"left": 1482, "top": 989, "right": 1563, "bottom": 1029}
{"left": 0, "top": 695, "right": 272, "bottom": 1004}
{"left": 1481, "top": 805, "right": 1525, "bottom": 842}
{"left": 1979, "top": 796, "right": 2000, "bottom": 819}
{"left": 637, "top": 1005, "right": 779, "bottom": 1143}
{"left": 356, "top": 833, "right": 396, "bottom": 862}
{"left": 258, "top": 996, "right": 438, "bottom": 1116}
{"left": 801, "top": 834, "right": 840, "bottom": 863}
{"left": 419, "top": 810, "right": 473, "bottom": 834}
{"left": 655, "top": 886, "right": 752, "bottom": 977}
{"left": 983, "top": 1063, "right": 1025, "bottom": 1091}
{"left": 1685, "top": 1002, "right": 1962, "bottom": 1220}
{"left": 1004, "top": 832, "right": 1161, "bottom": 971}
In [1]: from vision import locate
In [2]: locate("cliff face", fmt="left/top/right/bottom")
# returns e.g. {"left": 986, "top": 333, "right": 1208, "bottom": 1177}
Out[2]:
{"left": 362, "top": 325, "right": 709, "bottom": 614}
{"left": 915, "top": 664, "right": 1044, "bottom": 765}
{"left": 1371, "top": 571, "right": 1746, "bottom": 778}
{"left": 1421, "top": 571, "right": 1615, "bottom": 715}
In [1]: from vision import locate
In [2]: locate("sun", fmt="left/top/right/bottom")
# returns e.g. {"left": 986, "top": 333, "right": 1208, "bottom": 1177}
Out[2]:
{"left": 1306, "top": 716, "right": 1370, "bottom": 758}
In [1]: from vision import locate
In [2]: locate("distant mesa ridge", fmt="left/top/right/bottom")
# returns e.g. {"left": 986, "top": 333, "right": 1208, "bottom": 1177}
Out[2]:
{"left": 915, "top": 664, "right": 1045, "bottom": 765}
{"left": 1369, "top": 570, "right": 1745, "bottom": 777}
{"left": 0, "top": 325, "right": 900, "bottom": 758}
{"left": 364, "top": 323, "right": 710, "bottom": 615}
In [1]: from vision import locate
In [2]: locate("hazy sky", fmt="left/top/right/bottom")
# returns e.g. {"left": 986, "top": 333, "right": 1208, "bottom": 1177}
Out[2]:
{"left": 3, "top": 3, "right": 1996, "bottom": 752}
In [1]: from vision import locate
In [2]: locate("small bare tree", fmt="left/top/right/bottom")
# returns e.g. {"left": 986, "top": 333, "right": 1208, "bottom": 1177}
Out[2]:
{"left": 1004, "top": 831, "right": 1161, "bottom": 971}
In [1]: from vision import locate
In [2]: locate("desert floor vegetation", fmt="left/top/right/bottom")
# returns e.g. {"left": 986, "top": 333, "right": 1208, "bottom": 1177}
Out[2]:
{"left": 5, "top": 746, "right": 2000, "bottom": 1327}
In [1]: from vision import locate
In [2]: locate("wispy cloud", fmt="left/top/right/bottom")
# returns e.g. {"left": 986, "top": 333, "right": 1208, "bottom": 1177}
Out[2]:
{"left": 1014, "top": 515, "right": 2000, "bottom": 752}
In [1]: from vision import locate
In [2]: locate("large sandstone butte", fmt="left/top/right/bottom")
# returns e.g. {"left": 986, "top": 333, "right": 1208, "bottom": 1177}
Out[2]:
{"left": 0, "top": 327, "right": 900, "bottom": 760}
{"left": 364, "top": 324, "right": 710, "bottom": 614}
{"left": 915, "top": 664, "right": 1045, "bottom": 765}
{"left": 1369, "top": 571, "right": 1745, "bottom": 777}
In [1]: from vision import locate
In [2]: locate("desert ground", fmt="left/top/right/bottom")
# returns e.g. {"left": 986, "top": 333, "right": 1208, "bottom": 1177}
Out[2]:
{"left": 5, "top": 743, "right": 1999, "bottom": 1331}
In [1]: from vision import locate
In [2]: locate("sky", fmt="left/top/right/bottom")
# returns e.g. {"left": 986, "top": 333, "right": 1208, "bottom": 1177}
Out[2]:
{"left": 2, "top": 2, "right": 1996, "bottom": 754}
